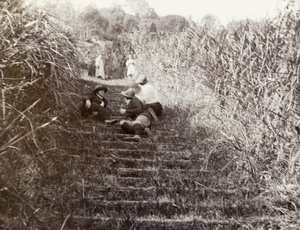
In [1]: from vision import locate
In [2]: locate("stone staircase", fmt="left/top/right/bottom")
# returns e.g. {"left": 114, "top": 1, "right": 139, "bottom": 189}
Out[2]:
{"left": 53, "top": 80, "right": 268, "bottom": 229}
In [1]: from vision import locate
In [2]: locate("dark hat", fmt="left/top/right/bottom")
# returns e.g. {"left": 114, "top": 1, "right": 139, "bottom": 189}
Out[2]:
{"left": 121, "top": 88, "right": 135, "bottom": 99}
{"left": 136, "top": 74, "right": 148, "bottom": 84}
{"left": 93, "top": 85, "right": 108, "bottom": 94}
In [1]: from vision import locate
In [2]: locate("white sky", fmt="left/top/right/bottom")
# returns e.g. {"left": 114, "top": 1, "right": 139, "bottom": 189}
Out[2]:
{"left": 80, "top": 0, "right": 287, "bottom": 25}
{"left": 146, "top": 0, "right": 286, "bottom": 24}
{"left": 27, "top": 0, "right": 290, "bottom": 25}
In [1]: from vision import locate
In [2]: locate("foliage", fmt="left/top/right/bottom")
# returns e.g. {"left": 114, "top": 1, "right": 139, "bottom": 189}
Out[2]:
{"left": 158, "top": 15, "right": 188, "bottom": 33}
{"left": 189, "top": 5, "right": 300, "bottom": 175}
{"left": 129, "top": 1, "right": 300, "bottom": 228}
{"left": 0, "top": 0, "right": 80, "bottom": 228}
{"left": 122, "top": 14, "right": 139, "bottom": 33}
{"left": 1, "top": 0, "right": 300, "bottom": 228}
{"left": 80, "top": 5, "right": 109, "bottom": 35}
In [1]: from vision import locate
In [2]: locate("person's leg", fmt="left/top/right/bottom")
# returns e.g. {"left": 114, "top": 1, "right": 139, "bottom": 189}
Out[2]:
{"left": 133, "top": 123, "right": 144, "bottom": 137}
{"left": 149, "top": 102, "right": 163, "bottom": 117}
{"left": 120, "top": 120, "right": 134, "bottom": 134}
{"left": 124, "top": 115, "right": 150, "bottom": 141}
{"left": 105, "top": 118, "right": 118, "bottom": 124}
{"left": 97, "top": 107, "right": 109, "bottom": 122}
{"left": 104, "top": 107, "right": 119, "bottom": 124}
{"left": 88, "top": 103, "right": 107, "bottom": 122}
{"left": 147, "top": 107, "right": 160, "bottom": 124}
{"left": 131, "top": 115, "right": 151, "bottom": 139}
{"left": 124, "top": 123, "right": 143, "bottom": 141}
{"left": 80, "top": 102, "right": 92, "bottom": 118}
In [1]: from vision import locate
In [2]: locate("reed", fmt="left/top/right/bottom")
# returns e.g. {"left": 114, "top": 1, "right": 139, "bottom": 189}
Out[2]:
{"left": 129, "top": 3, "right": 300, "bottom": 228}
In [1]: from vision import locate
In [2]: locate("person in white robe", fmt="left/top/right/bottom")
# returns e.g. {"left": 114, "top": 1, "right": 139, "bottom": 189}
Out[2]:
{"left": 126, "top": 54, "right": 136, "bottom": 80}
{"left": 95, "top": 54, "right": 105, "bottom": 79}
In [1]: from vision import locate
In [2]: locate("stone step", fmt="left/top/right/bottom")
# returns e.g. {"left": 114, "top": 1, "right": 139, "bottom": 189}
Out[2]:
{"left": 115, "top": 167, "right": 211, "bottom": 178}
{"left": 56, "top": 148, "right": 200, "bottom": 163}
{"left": 96, "top": 134, "right": 187, "bottom": 144}
{"left": 72, "top": 198, "right": 260, "bottom": 220}
{"left": 69, "top": 147, "right": 184, "bottom": 159}
{"left": 67, "top": 125, "right": 178, "bottom": 136}
{"left": 80, "top": 176, "right": 213, "bottom": 188}
{"left": 99, "top": 140, "right": 187, "bottom": 151}
{"left": 72, "top": 156, "right": 203, "bottom": 170}
{"left": 75, "top": 186, "right": 257, "bottom": 202}
{"left": 71, "top": 215, "right": 281, "bottom": 230}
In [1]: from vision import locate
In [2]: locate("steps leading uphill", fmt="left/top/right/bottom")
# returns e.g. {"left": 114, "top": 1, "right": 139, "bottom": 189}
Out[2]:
{"left": 54, "top": 79, "right": 271, "bottom": 230}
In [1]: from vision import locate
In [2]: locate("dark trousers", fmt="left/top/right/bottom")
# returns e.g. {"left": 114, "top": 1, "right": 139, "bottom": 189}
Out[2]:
{"left": 145, "top": 102, "right": 162, "bottom": 117}
{"left": 80, "top": 102, "right": 109, "bottom": 122}
{"left": 121, "top": 123, "right": 144, "bottom": 136}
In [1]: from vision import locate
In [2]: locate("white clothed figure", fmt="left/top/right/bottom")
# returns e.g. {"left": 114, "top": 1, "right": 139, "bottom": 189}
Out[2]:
{"left": 135, "top": 75, "right": 159, "bottom": 104}
{"left": 95, "top": 54, "right": 105, "bottom": 79}
{"left": 126, "top": 54, "right": 136, "bottom": 79}
{"left": 135, "top": 74, "right": 162, "bottom": 122}
{"left": 135, "top": 83, "right": 159, "bottom": 104}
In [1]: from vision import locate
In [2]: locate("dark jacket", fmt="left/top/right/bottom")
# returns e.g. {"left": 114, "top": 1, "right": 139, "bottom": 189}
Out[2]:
{"left": 124, "top": 97, "right": 144, "bottom": 119}
{"left": 83, "top": 92, "right": 108, "bottom": 108}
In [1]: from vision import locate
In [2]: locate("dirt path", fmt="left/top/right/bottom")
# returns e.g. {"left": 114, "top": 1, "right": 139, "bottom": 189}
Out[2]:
{"left": 80, "top": 69, "right": 136, "bottom": 87}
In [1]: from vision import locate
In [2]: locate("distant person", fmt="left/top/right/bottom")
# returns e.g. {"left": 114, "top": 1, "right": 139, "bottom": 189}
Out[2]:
{"left": 118, "top": 88, "right": 156, "bottom": 141}
{"left": 80, "top": 85, "right": 112, "bottom": 123}
{"left": 88, "top": 61, "right": 95, "bottom": 77}
{"left": 135, "top": 74, "right": 162, "bottom": 122}
{"left": 95, "top": 54, "right": 105, "bottom": 79}
{"left": 126, "top": 54, "right": 136, "bottom": 80}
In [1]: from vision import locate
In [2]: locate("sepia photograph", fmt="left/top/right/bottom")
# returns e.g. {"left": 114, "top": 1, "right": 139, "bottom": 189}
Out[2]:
{"left": 0, "top": 0, "right": 299, "bottom": 229}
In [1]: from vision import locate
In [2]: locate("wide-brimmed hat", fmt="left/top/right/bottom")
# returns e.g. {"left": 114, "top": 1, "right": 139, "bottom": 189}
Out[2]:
{"left": 93, "top": 85, "right": 108, "bottom": 94}
{"left": 136, "top": 74, "right": 148, "bottom": 84}
{"left": 121, "top": 88, "right": 135, "bottom": 99}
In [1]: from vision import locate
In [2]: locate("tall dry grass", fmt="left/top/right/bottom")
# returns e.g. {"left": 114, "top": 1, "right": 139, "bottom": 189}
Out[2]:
{"left": 0, "top": 0, "right": 81, "bottom": 228}
{"left": 129, "top": 2, "right": 300, "bottom": 227}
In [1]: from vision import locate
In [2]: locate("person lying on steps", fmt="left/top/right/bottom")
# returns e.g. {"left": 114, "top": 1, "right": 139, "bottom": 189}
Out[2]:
{"left": 80, "top": 84, "right": 116, "bottom": 123}
{"left": 118, "top": 88, "right": 156, "bottom": 141}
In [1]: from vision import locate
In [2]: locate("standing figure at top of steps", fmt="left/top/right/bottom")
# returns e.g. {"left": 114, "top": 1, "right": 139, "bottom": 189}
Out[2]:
{"left": 126, "top": 54, "right": 136, "bottom": 80}
{"left": 118, "top": 88, "right": 157, "bottom": 141}
{"left": 80, "top": 85, "right": 114, "bottom": 123}
{"left": 95, "top": 54, "right": 105, "bottom": 79}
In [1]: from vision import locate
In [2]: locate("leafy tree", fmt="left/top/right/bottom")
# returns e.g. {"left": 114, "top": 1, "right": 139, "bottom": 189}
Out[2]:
{"left": 119, "top": 0, "right": 158, "bottom": 18}
{"left": 99, "top": 7, "right": 126, "bottom": 35}
{"left": 158, "top": 15, "right": 188, "bottom": 33}
{"left": 149, "top": 22, "right": 157, "bottom": 33}
{"left": 99, "top": 7, "right": 126, "bottom": 25}
{"left": 123, "top": 14, "right": 139, "bottom": 32}
{"left": 81, "top": 5, "right": 109, "bottom": 27}
{"left": 201, "top": 14, "right": 221, "bottom": 32}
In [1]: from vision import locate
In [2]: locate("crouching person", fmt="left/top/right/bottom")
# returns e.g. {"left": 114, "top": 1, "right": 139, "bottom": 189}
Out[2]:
{"left": 119, "top": 88, "right": 154, "bottom": 141}
{"left": 80, "top": 85, "right": 111, "bottom": 122}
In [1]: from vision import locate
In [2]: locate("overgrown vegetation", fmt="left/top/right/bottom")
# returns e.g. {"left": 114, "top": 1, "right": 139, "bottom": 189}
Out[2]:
{"left": 0, "top": 0, "right": 80, "bottom": 228}
{"left": 1, "top": 0, "right": 300, "bottom": 229}
{"left": 130, "top": 1, "right": 300, "bottom": 227}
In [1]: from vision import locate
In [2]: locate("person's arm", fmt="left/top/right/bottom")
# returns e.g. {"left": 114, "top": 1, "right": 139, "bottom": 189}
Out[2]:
{"left": 124, "top": 98, "right": 143, "bottom": 118}
{"left": 103, "top": 98, "right": 108, "bottom": 108}
{"left": 82, "top": 93, "right": 94, "bottom": 108}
